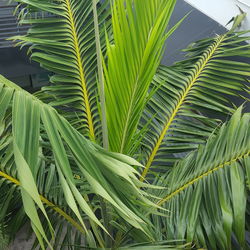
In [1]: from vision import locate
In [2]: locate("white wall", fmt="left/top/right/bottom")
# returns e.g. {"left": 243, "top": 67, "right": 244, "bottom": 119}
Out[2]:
{"left": 185, "top": 0, "right": 250, "bottom": 31}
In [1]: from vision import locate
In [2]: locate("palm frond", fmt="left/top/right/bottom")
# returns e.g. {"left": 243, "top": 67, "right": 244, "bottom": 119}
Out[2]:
{"left": 0, "top": 75, "right": 155, "bottom": 248}
{"left": 0, "top": 157, "right": 101, "bottom": 249}
{"left": 152, "top": 107, "right": 250, "bottom": 249}
{"left": 13, "top": 0, "right": 110, "bottom": 141}
{"left": 104, "top": 0, "right": 179, "bottom": 154}
{"left": 0, "top": 180, "right": 20, "bottom": 248}
{"left": 139, "top": 30, "right": 250, "bottom": 180}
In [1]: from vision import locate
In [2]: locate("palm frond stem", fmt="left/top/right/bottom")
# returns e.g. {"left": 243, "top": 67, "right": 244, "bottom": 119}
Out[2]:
{"left": 0, "top": 170, "right": 85, "bottom": 235}
{"left": 65, "top": 0, "right": 95, "bottom": 140}
{"left": 140, "top": 34, "right": 227, "bottom": 181}
{"left": 93, "top": 0, "right": 108, "bottom": 149}
{"left": 157, "top": 150, "right": 250, "bottom": 206}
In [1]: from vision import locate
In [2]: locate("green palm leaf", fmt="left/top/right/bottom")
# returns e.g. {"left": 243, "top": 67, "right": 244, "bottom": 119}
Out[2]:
{"left": 152, "top": 107, "right": 250, "bottom": 249}
{"left": 139, "top": 30, "right": 250, "bottom": 180}
{"left": 13, "top": 0, "right": 110, "bottom": 141}
{"left": 104, "top": 0, "right": 179, "bottom": 154}
{"left": 0, "top": 75, "right": 155, "bottom": 248}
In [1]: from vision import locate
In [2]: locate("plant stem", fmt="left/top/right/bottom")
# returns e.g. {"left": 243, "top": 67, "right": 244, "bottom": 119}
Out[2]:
{"left": 93, "top": 1, "right": 111, "bottom": 247}
{"left": 93, "top": 0, "right": 109, "bottom": 150}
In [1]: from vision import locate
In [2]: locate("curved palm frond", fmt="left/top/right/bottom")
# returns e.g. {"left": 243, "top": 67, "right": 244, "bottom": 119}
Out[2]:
{"left": 0, "top": 75, "right": 155, "bottom": 249}
{"left": 104, "top": 0, "right": 180, "bottom": 154}
{"left": 0, "top": 122, "right": 112, "bottom": 249}
{"left": 152, "top": 108, "right": 250, "bottom": 249}
{"left": 139, "top": 30, "right": 250, "bottom": 180}
{"left": 12, "top": 0, "right": 110, "bottom": 141}
{"left": 0, "top": 167, "right": 105, "bottom": 249}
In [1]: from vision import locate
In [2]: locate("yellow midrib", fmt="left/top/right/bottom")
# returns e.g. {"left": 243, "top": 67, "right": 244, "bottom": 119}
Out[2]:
{"left": 140, "top": 35, "right": 226, "bottom": 181}
{"left": 0, "top": 170, "right": 85, "bottom": 234}
{"left": 157, "top": 150, "right": 250, "bottom": 206}
{"left": 65, "top": 0, "right": 95, "bottom": 140}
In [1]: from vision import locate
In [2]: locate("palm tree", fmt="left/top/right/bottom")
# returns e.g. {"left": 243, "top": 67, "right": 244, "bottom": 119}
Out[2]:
{"left": 0, "top": 0, "right": 249, "bottom": 249}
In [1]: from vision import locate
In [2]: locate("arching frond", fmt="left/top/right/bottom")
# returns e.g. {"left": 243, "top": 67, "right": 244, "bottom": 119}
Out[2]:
{"left": 139, "top": 31, "right": 250, "bottom": 180}
{"left": 0, "top": 168, "right": 104, "bottom": 249}
{"left": 104, "top": 0, "right": 179, "bottom": 154}
{"left": 152, "top": 108, "right": 250, "bottom": 249}
{"left": 0, "top": 75, "right": 155, "bottom": 248}
{"left": 13, "top": 0, "right": 110, "bottom": 141}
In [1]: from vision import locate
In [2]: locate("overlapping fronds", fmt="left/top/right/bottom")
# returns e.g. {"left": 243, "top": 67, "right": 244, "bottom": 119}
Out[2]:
{"left": 1, "top": 0, "right": 250, "bottom": 248}
{"left": 0, "top": 181, "right": 19, "bottom": 249}
{"left": 13, "top": 0, "right": 110, "bottom": 141}
{"left": 139, "top": 31, "right": 250, "bottom": 180}
{"left": 152, "top": 108, "right": 250, "bottom": 249}
{"left": 0, "top": 75, "right": 155, "bottom": 249}
{"left": 104, "top": 0, "right": 179, "bottom": 154}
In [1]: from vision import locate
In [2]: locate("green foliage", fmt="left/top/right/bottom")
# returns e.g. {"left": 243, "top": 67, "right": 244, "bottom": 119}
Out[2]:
{"left": 139, "top": 31, "right": 250, "bottom": 180}
{"left": 0, "top": 0, "right": 250, "bottom": 249}
{"left": 152, "top": 108, "right": 250, "bottom": 249}
{"left": 13, "top": 0, "right": 110, "bottom": 141}
{"left": 104, "top": 0, "right": 178, "bottom": 154}
{"left": 0, "top": 75, "right": 156, "bottom": 248}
